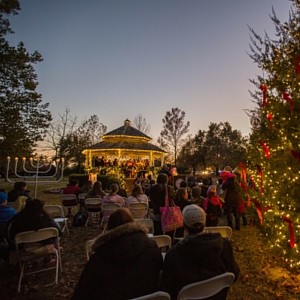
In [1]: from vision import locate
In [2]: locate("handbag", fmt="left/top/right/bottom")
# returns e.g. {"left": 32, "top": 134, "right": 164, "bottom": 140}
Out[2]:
{"left": 160, "top": 184, "right": 183, "bottom": 233}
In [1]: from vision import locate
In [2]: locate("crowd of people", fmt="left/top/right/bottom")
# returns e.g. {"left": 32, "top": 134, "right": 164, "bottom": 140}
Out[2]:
{"left": 0, "top": 163, "right": 249, "bottom": 299}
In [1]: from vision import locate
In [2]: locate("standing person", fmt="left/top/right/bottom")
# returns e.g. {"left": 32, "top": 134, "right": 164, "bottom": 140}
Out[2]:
{"left": 7, "top": 182, "right": 31, "bottom": 202}
{"left": 161, "top": 204, "right": 240, "bottom": 300}
{"left": 72, "top": 208, "right": 163, "bottom": 300}
{"left": 202, "top": 185, "right": 223, "bottom": 226}
{"left": 103, "top": 183, "right": 125, "bottom": 206}
{"left": 221, "top": 166, "right": 240, "bottom": 230}
{"left": 149, "top": 173, "right": 176, "bottom": 235}
{"left": 233, "top": 167, "right": 249, "bottom": 226}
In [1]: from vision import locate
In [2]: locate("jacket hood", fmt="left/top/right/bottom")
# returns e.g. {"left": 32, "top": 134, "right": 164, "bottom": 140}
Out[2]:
{"left": 90, "top": 222, "right": 151, "bottom": 264}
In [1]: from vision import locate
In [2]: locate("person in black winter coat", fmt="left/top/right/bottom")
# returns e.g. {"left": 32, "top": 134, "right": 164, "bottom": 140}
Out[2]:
{"left": 72, "top": 208, "right": 163, "bottom": 300}
{"left": 161, "top": 205, "right": 240, "bottom": 300}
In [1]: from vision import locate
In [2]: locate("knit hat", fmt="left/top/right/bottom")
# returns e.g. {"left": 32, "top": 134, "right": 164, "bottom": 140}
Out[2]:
{"left": 0, "top": 192, "right": 8, "bottom": 204}
{"left": 183, "top": 204, "right": 206, "bottom": 228}
{"left": 223, "top": 166, "right": 232, "bottom": 172}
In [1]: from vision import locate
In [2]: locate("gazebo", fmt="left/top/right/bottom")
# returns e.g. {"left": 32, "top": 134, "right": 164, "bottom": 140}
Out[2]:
{"left": 82, "top": 119, "right": 166, "bottom": 180}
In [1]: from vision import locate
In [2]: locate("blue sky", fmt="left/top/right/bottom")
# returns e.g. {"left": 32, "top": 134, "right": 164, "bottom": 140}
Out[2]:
{"left": 8, "top": 0, "right": 291, "bottom": 143}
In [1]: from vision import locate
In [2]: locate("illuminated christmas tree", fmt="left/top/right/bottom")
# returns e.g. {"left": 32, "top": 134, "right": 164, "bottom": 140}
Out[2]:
{"left": 247, "top": 0, "right": 300, "bottom": 268}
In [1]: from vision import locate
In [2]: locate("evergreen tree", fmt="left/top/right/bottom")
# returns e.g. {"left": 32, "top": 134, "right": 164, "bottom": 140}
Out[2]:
{"left": 0, "top": 0, "right": 51, "bottom": 174}
{"left": 247, "top": 0, "right": 300, "bottom": 267}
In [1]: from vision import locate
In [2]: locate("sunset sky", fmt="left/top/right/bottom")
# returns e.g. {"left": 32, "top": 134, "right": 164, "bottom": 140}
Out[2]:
{"left": 8, "top": 0, "right": 291, "bottom": 144}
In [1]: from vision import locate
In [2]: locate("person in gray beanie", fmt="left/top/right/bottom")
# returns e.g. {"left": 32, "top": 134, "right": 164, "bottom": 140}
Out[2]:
{"left": 161, "top": 204, "right": 240, "bottom": 300}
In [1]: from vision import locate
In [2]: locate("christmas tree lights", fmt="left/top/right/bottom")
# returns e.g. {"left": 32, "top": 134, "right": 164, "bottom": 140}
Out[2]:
{"left": 247, "top": 0, "right": 300, "bottom": 268}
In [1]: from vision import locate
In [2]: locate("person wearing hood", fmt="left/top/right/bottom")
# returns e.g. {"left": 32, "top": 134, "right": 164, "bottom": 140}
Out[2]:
{"left": 72, "top": 208, "right": 163, "bottom": 300}
{"left": 203, "top": 185, "right": 223, "bottom": 226}
{"left": 161, "top": 204, "right": 240, "bottom": 300}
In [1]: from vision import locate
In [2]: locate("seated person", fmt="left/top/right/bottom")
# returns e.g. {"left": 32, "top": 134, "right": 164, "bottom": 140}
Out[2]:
{"left": 86, "top": 181, "right": 106, "bottom": 198}
{"left": 7, "top": 182, "right": 31, "bottom": 202}
{"left": 161, "top": 204, "right": 240, "bottom": 300}
{"left": 63, "top": 179, "right": 81, "bottom": 196}
{"left": 72, "top": 208, "right": 163, "bottom": 300}
{"left": 126, "top": 184, "right": 149, "bottom": 206}
{"left": 103, "top": 183, "right": 125, "bottom": 206}
{"left": 6, "top": 199, "right": 62, "bottom": 247}
{"left": 79, "top": 180, "right": 93, "bottom": 194}
{"left": 0, "top": 192, "right": 17, "bottom": 242}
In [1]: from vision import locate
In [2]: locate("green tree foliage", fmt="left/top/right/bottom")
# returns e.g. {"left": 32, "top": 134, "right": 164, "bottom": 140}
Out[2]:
{"left": 0, "top": 0, "right": 51, "bottom": 174}
{"left": 158, "top": 107, "right": 190, "bottom": 166}
{"left": 177, "top": 122, "right": 247, "bottom": 174}
{"left": 247, "top": 0, "right": 300, "bottom": 267}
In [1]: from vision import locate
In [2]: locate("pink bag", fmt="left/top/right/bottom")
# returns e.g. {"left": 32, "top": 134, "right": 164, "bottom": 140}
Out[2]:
{"left": 160, "top": 184, "right": 183, "bottom": 233}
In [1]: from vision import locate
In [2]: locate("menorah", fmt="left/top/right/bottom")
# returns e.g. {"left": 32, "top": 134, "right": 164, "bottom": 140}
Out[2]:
{"left": 6, "top": 156, "right": 65, "bottom": 198}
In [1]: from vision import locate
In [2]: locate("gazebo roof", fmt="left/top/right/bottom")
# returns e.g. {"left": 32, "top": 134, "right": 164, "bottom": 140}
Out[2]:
{"left": 84, "top": 119, "right": 166, "bottom": 153}
{"left": 104, "top": 119, "right": 151, "bottom": 140}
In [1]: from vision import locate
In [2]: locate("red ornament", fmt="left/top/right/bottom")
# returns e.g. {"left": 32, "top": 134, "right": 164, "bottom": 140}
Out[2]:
{"left": 252, "top": 198, "right": 272, "bottom": 225}
{"left": 260, "top": 84, "right": 268, "bottom": 108}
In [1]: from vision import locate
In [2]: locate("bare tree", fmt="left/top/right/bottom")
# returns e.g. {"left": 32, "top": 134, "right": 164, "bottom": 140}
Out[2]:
{"left": 133, "top": 114, "right": 151, "bottom": 135}
{"left": 158, "top": 107, "right": 190, "bottom": 166}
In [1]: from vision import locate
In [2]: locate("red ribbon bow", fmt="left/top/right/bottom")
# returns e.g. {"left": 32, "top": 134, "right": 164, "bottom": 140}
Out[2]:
{"left": 260, "top": 84, "right": 268, "bottom": 108}
{"left": 260, "top": 141, "right": 270, "bottom": 159}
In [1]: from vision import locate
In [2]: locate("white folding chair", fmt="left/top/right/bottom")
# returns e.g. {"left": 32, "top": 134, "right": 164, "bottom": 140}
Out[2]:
{"left": 85, "top": 239, "right": 94, "bottom": 261}
{"left": 135, "top": 218, "right": 154, "bottom": 235}
{"left": 15, "top": 227, "right": 62, "bottom": 292}
{"left": 128, "top": 202, "right": 148, "bottom": 219}
{"left": 61, "top": 194, "right": 78, "bottom": 216}
{"left": 177, "top": 272, "right": 235, "bottom": 300}
{"left": 203, "top": 226, "right": 233, "bottom": 240}
{"left": 130, "top": 291, "right": 171, "bottom": 300}
{"left": 85, "top": 198, "right": 102, "bottom": 225}
{"left": 149, "top": 235, "right": 172, "bottom": 260}
{"left": 44, "top": 205, "right": 69, "bottom": 235}
{"left": 100, "top": 202, "right": 121, "bottom": 231}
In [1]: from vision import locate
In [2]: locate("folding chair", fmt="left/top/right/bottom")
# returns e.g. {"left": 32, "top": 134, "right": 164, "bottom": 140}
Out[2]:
{"left": 84, "top": 198, "right": 102, "bottom": 225}
{"left": 128, "top": 202, "right": 148, "bottom": 219}
{"left": 44, "top": 205, "right": 69, "bottom": 235}
{"left": 135, "top": 218, "right": 154, "bottom": 235}
{"left": 130, "top": 291, "right": 171, "bottom": 300}
{"left": 149, "top": 235, "right": 172, "bottom": 260}
{"left": 14, "top": 227, "right": 62, "bottom": 292}
{"left": 100, "top": 202, "right": 121, "bottom": 231}
{"left": 203, "top": 226, "right": 232, "bottom": 240}
{"left": 85, "top": 239, "right": 94, "bottom": 261}
{"left": 7, "top": 196, "right": 27, "bottom": 212}
{"left": 177, "top": 272, "right": 235, "bottom": 300}
{"left": 61, "top": 194, "right": 78, "bottom": 216}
